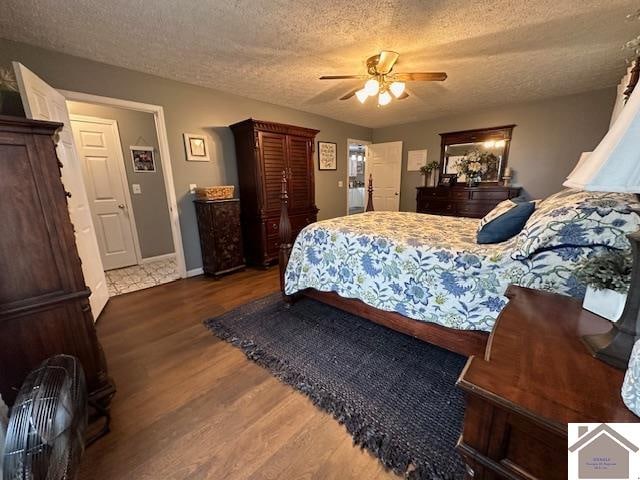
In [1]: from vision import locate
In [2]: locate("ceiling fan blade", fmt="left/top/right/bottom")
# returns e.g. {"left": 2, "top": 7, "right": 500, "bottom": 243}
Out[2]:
{"left": 393, "top": 72, "right": 448, "bottom": 81}
{"left": 339, "top": 88, "right": 360, "bottom": 100}
{"left": 319, "top": 75, "right": 367, "bottom": 80}
{"left": 397, "top": 92, "right": 410, "bottom": 100}
{"left": 376, "top": 51, "right": 400, "bottom": 74}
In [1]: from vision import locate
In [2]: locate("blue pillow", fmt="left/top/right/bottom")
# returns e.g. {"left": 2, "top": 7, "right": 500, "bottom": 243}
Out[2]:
{"left": 477, "top": 201, "right": 536, "bottom": 244}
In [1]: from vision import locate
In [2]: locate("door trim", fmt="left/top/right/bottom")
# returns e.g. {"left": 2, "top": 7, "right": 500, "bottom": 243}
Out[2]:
{"left": 346, "top": 138, "right": 371, "bottom": 215}
{"left": 70, "top": 114, "right": 143, "bottom": 266}
{"left": 60, "top": 90, "right": 187, "bottom": 279}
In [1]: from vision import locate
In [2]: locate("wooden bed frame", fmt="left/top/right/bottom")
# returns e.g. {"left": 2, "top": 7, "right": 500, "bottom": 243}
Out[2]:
{"left": 278, "top": 173, "right": 489, "bottom": 357}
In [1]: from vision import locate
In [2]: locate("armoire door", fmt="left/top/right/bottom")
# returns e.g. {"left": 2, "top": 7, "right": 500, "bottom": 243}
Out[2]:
{"left": 258, "top": 131, "right": 287, "bottom": 213}
{"left": 287, "top": 135, "right": 313, "bottom": 211}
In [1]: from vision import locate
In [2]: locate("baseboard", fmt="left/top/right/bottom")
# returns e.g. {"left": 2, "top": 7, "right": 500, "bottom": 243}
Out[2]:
{"left": 186, "top": 267, "right": 204, "bottom": 277}
{"left": 140, "top": 253, "right": 176, "bottom": 264}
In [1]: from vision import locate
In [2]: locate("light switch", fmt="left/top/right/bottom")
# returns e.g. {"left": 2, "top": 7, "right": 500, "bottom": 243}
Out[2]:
{"left": 132, "top": 184, "right": 142, "bottom": 194}
{"left": 189, "top": 184, "right": 197, "bottom": 194}
{"left": 338, "top": 180, "right": 344, "bottom": 188}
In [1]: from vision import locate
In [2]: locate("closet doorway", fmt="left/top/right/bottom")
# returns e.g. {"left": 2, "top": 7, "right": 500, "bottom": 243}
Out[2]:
{"left": 68, "top": 101, "right": 180, "bottom": 296}
{"left": 346, "top": 139, "right": 371, "bottom": 215}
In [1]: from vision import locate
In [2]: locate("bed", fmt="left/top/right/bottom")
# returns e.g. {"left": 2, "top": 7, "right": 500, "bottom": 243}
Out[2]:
{"left": 278, "top": 175, "right": 640, "bottom": 356}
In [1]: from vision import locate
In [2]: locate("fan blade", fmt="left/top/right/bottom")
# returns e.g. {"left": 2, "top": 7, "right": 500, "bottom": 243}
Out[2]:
{"left": 319, "top": 75, "right": 367, "bottom": 80}
{"left": 339, "top": 88, "right": 359, "bottom": 100}
{"left": 397, "top": 92, "right": 410, "bottom": 100}
{"left": 376, "top": 51, "right": 400, "bottom": 74}
{"left": 393, "top": 72, "right": 447, "bottom": 81}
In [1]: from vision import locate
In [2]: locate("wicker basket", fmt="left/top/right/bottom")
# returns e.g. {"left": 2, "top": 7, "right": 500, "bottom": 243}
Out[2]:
{"left": 195, "top": 185, "right": 235, "bottom": 200}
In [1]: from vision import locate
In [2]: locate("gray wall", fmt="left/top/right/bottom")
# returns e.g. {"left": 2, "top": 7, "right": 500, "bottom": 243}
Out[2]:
{"left": 0, "top": 38, "right": 372, "bottom": 271}
{"left": 373, "top": 89, "right": 615, "bottom": 211}
{"left": 67, "top": 101, "right": 174, "bottom": 258}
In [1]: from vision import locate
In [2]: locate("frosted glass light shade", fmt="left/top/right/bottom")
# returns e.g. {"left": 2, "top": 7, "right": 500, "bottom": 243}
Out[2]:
{"left": 564, "top": 82, "right": 640, "bottom": 193}
{"left": 389, "top": 82, "right": 405, "bottom": 98}
{"left": 378, "top": 91, "right": 392, "bottom": 106}
{"left": 364, "top": 79, "right": 380, "bottom": 96}
{"left": 355, "top": 88, "right": 368, "bottom": 103}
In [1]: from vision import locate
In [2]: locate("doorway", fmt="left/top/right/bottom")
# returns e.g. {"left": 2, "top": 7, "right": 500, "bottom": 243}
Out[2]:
{"left": 68, "top": 102, "right": 180, "bottom": 296}
{"left": 346, "top": 139, "right": 371, "bottom": 215}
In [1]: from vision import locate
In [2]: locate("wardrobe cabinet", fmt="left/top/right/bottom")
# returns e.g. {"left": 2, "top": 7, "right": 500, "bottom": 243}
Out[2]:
{"left": 230, "top": 119, "right": 319, "bottom": 267}
{"left": 0, "top": 115, "right": 115, "bottom": 410}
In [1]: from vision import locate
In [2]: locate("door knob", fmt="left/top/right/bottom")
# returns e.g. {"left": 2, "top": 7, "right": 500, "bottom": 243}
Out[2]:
{"left": 118, "top": 204, "right": 125, "bottom": 209}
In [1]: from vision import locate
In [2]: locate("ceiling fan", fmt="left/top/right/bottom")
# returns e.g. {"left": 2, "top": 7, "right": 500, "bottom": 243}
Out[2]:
{"left": 319, "top": 50, "right": 447, "bottom": 106}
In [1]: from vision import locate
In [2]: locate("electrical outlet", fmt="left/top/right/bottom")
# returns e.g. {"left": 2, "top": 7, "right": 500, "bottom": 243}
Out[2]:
{"left": 338, "top": 180, "right": 344, "bottom": 188}
{"left": 132, "top": 184, "right": 142, "bottom": 194}
{"left": 189, "top": 184, "right": 197, "bottom": 194}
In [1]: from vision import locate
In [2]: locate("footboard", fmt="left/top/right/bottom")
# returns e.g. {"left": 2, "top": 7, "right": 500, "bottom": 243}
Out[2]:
{"left": 278, "top": 173, "right": 375, "bottom": 297}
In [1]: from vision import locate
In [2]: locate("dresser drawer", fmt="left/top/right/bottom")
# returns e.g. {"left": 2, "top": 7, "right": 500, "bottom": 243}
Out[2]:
{"left": 470, "top": 189, "right": 511, "bottom": 201}
{"left": 457, "top": 203, "right": 496, "bottom": 218}
{"left": 418, "top": 200, "right": 456, "bottom": 216}
{"left": 266, "top": 213, "right": 316, "bottom": 237}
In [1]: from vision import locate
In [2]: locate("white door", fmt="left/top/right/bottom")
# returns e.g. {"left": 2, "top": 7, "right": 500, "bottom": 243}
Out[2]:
{"left": 13, "top": 62, "right": 109, "bottom": 318}
{"left": 71, "top": 116, "right": 139, "bottom": 270}
{"left": 365, "top": 141, "right": 403, "bottom": 211}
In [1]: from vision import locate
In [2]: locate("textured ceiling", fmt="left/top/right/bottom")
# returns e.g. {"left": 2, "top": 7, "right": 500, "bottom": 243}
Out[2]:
{"left": 2, "top": 0, "right": 638, "bottom": 128}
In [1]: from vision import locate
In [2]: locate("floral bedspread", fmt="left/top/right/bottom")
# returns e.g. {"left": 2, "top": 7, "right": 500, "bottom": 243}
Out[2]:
{"left": 284, "top": 211, "right": 598, "bottom": 332}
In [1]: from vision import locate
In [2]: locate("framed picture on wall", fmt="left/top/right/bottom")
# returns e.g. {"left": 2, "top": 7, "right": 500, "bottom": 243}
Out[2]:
{"left": 183, "top": 133, "right": 210, "bottom": 162}
{"left": 318, "top": 141, "right": 337, "bottom": 170}
{"left": 130, "top": 146, "right": 156, "bottom": 172}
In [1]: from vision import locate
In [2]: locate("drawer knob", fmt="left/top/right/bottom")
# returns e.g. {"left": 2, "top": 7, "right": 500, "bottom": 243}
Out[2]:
{"left": 272, "top": 222, "right": 278, "bottom": 229}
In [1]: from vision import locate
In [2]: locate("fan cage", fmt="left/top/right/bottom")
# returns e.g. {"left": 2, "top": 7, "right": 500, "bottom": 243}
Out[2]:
{"left": 3, "top": 355, "right": 87, "bottom": 480}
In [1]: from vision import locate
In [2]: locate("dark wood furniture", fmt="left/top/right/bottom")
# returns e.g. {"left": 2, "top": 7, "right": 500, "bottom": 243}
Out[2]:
{"left": 194, "top": 198, "right": 245, "bottom": 276}
{"left": 279, "top": 174, "right": 488, "bottom": 357}
{"left": 457, "top": 285, "right": 638, "bottom": 480}
{"left": 230, "top": 119, "right": 319, "bottom": 267}
{"left": 416, "top": 185, "right": 521, "bottom": 218}
{"left": 0, "top": 116, "right": 115, "bottom": 415}
{"left": 439, "top": 125, "right": 515, "bottom": 184}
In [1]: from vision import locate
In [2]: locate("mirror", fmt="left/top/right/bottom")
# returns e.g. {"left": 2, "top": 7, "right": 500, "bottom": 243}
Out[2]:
{"left": 439, "top": 125, "right": 515, "bottom": 184}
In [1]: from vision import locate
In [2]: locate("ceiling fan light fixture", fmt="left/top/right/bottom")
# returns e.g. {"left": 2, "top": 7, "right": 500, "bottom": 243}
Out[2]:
{"left": 355, "top": 88, "right": 369, "bottom": 103}
{"left": 364, "top": 78, "right": 380, "bottom": 96}
{"left": 389, "top": 81, "right": 405, "bottom": 98}
{"left": 378, "top": 90, "right": 392, "bottom": 106}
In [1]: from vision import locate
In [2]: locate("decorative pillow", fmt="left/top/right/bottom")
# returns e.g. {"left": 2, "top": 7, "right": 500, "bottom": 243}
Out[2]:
{"left": 622, "top": 339, "right": 640, "bottom": 416}
{"left": 477, "top": 201, "right": 536, "bottom": 244}
{"left": 477, "top": 199, "right": 518, "bottom": 232}
{"left": 513, "top": 188, "right": 640, "bottom": 259}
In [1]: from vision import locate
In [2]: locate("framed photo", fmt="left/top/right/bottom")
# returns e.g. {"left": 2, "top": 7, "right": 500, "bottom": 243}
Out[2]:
{"left": 439, "top": 173, "right": 458, "bottom": 187}
{"left": 318, "top": 141, "right": 337, "bottom": 170}
{"left": 130, "top": 146, "right": 156, "bottom": 172}
{"left": 183, "top": 133, "right": 210, "bottom": 162}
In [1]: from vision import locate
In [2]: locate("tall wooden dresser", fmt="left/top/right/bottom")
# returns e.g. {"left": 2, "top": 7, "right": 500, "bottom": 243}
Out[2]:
{"left": 0, "top": 116, "right": 114, "bottom": 409}
{"left": 194, "top": 198, "right": 245, "bottom": 276}
{"left": 416, "top": 185, "right": 521, "bottom": 218}
{"left": 230, "top": 119, "right": 319, "bottom": 267}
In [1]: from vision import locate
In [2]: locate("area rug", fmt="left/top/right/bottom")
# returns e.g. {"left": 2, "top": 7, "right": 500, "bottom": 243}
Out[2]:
{"left": 204, "top": 294, "right": 466, "bottom": 479}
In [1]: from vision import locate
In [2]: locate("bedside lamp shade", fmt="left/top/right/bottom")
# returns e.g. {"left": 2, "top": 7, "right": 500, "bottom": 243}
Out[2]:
{"left": 564, "top": 81, "right": 640, "bottom": 193}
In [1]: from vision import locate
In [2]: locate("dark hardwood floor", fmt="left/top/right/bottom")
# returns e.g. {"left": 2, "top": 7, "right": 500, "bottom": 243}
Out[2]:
{"left": 79, "top": 267, "right": 397, "bottom": 480}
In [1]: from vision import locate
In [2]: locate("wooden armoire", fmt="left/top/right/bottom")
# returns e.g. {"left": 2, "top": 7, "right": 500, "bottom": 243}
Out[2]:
{"left": 230, "top": 119, "right": 319, "bottom": 267}
{"left": 0, "top": 116, "right": 115, "bottom": 411}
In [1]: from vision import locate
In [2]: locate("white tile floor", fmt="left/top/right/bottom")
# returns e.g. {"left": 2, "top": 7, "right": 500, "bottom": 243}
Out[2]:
{"left": 105, "top": 257, "right": 180, "bottom": 297}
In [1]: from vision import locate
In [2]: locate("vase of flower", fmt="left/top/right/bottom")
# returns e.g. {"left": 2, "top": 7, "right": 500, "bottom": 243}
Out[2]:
{"left": 576, "top": 251, "right": 632, "bottom": 321}
{"left": 419, "top": 161, "right": 440, "bottom": 187}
